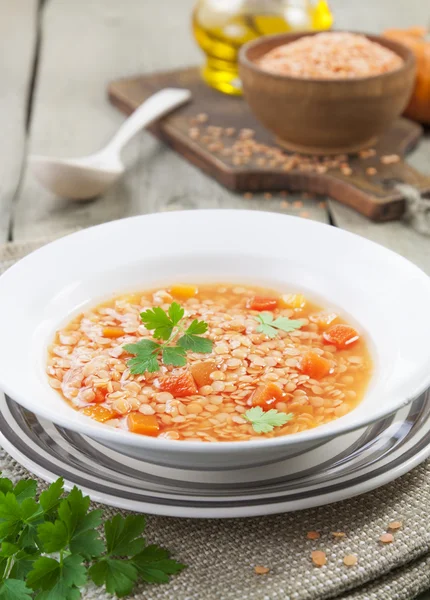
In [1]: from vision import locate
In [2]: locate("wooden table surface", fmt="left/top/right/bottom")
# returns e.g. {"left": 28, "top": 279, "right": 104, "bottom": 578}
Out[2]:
{"left": 2, "top": 0, "right": 430, "bottom": 596}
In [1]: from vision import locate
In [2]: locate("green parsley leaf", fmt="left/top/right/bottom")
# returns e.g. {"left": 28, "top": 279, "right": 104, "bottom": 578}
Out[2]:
{"left": 27, "top": 554, "right": 86, "bottom": 593}
{"left": 0, "top": 480, "right": 13, "bottom": 496}
{"left": 0, "top": 543, "right": 20, "bottom": 558}
{"left": 104, "top": 515, "right": 146, "bottom": 557}
{"left": 61, "top": 554, "right": 87, "bottom": 588}
{"left": 0, "top": 579, "right": 32, "bottom": 600}
{"left": 12, "top": 481, "right": 37, "bottom": 504}
{"left": 37, "top": 521, "right": 68, "bottom": 553}
{"left": 185, "top": 319, "right": 208, "bottom": 335}
{"left": 140, "top": 306, "right": 175, "bottom": 341}
{"left": 162, "top": 346, "right": 187, "bottom": 367}
{"left": 168, "top": 302, "right": 185, "bottom": 326}
{"left": 27, "top": 557, "right": 60, "bottom": 590}
{"left": 55, "top": 487, "right": 104, "bottom": 559}
{"left": 125, "top": 303, "right": 212, "bottom": 373}
{"left": 124, "top": 340, "right": 161, "bottom": 375}
{"left": 0, "top": 493, "right": 23, "bottom": 538}
{"left": 178, "top": 333, "right": 213, "bottom": 354}
{"left": 0, "top": 476, "right": 185, "bottom": 599}
{"left": 89, "top": 560, "right": 138, "bottom": 598}
{"left": 35, "top": 581, "right": 81, "bottom": 600}
{"left": 133, "top": 545, "right": 186, "bottom": 584}
{"left": 39, "top": 478, "right": 64, "bottom": 516}
{"left": 9, "top": 549, "right": 38, "bottom": 581}
{"left": 244, "top": 406, "right": 294, "bottom": 433}
{"left": 255, "top": 312, "right": 304, "bottom": 338}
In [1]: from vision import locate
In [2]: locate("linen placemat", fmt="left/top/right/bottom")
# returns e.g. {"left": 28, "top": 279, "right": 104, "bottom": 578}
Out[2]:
{"left": 1, "top": 234, "right": 430, "bottom": 600}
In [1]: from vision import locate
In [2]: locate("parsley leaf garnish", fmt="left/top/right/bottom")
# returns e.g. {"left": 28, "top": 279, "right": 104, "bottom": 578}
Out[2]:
{"left": 255, "top": 312, "right": 304, "bottom": 338}
{"left": 244, "top": 406, "right": 294, "bottom": 433}
{"left": 123, "top": 340, "right": 161, "bottom": 374}
{"left": 124, "top": 302, "right": 213, "bottom": 374}
{"left": 0, "top": 475, "right": 185, "bottom": 599}
{"left": 0, "top": 579, "right": 32, "bottom": 600}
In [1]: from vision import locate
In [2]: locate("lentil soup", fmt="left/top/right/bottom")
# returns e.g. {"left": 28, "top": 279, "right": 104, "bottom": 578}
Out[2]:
{"left": 47, "top": 284, "right": 372, "bottom": 442}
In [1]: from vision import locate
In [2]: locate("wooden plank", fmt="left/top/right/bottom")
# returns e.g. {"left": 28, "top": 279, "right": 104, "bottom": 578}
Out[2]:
{"left": 0, "top": 0, "right": 38, "bottom": 241}
{"left": 328, "top": 0, "right": 430, "bottom": 273}
{"left": 13, "top": 0, "right": 328, "bottom": 241}
{"left": 109, "top": 67, "right": 430, "bottom": 222}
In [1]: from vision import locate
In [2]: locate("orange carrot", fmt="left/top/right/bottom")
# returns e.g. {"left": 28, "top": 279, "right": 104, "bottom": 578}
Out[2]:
{"left": 159, "top": 370, "right": 198, "bottom": 397}
{"left": 323, "top": 324, "right": 359, "bottom": 349}
{"left": 190, "top": 361, "right": 217, "bottom": 388}
{"left": 249, "top": 296, "right": 279, "bottom": 311}
{"left": 81, "top": 405, "right": 117, "bottom": 423}
{"left": 170, "top": 285, "right": 197, "bottom": 299}
{"left": 251, "top": 382, "right": 284, "bottom": 410}
{"left": 127, "top": 413, "right": 160, "bottom": 436}
{"left": 300, "top": 351, "right": 333, "bottom": 379}
{"left": 102, "top": 326, "right": 125, "bottom": 339}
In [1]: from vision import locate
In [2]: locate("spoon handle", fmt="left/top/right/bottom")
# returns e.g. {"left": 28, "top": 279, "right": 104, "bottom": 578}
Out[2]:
{"left": 106, "top": 88, "right": 191, "bottom": 154}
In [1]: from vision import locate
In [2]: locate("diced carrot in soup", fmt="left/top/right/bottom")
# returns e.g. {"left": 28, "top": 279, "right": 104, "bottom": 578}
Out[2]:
{"left": 102, "top": 326, "right": 125, "bottom": 339}
{"left": 280, "top": 293, "right": 306, "bottom": 309}
{"left": 190, "top": 361, "right": 216, "bottom": 388}
{"left": 93, "top": 387, "right": 108, "bottom": 403}
{"left": 128, "top": 413, "right": 160, "bottom": 436}
{"left": 170, "top": 285, "right": 198, "bottom": 300}
{"left": 248, "top": 296, "right": 279, "bottom": 311}
{"left": 323, "top": 324, "right": 359, "bottom": 349}
{"left": 81, "top": 406, "right": 117, "bottom": 423}
{"left": 251, "top": 383, "right": 284, "bottom": 410}
{"left": 309, "top": 312, "right": 338, "bottom": 330}
{"left": 300, "top": 351, "right": 333, "bottom": 379}
{"left": 159, "top": 370, "right": 198, "bottom": 397}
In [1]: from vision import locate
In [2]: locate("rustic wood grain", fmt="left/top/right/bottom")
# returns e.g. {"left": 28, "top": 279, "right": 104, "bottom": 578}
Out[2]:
{"left": 327, "top": 0, "right": 430, "bottom": 277}
{"left": 109, "top": 67, "right": 430, "bottom": 222}
{"left": 0, "top": 0, "right": 38, "bottom": 242}
{"left": 12, "top": 0, "right": 328, "bottom": 241}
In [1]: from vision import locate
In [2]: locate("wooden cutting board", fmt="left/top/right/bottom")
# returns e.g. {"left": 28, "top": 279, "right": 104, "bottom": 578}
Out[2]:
{"left": 108, "top": 66, "right": 430, "bottom": 222}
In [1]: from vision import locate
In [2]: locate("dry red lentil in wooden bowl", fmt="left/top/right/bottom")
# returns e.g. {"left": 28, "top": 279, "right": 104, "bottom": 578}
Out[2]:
{"left": 239, "top": 31, "right": 416, "bottom": 154}
{"left": 0, "top": 210, "right": 430, "bottom": 470}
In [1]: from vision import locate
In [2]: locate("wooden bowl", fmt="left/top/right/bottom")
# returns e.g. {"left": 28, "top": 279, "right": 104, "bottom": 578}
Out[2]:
{"left": 238, "top": 32, "right": 416, "bottom": 154}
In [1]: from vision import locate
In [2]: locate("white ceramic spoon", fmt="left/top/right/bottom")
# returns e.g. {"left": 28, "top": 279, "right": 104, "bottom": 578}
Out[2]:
{"left": 29, "top": 88, "right": 191, "bottom": 200}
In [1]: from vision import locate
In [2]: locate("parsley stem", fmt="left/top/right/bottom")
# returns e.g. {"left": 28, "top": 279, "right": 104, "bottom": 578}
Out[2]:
{"left": 3, "top": 555, "right": 14, "bottom": 580}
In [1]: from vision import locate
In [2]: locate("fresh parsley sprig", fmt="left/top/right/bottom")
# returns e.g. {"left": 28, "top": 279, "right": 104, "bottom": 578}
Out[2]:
{"left": 0, "top": 476, "right": 185, "bottom": 599}
{"left": 244, "top": 407, "right": 294, "bottom": 433}
{"left": 255, "top": 312, "right": 304, "bottom": 339}
{"left": 124, "top": 302, "right": 213, "bottom": 374}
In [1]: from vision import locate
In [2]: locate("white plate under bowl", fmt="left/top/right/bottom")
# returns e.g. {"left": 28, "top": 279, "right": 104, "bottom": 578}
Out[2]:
{"left": 0, "top": 210, "right": 429, "bottom": 469}
{"left": 1, "top": 390, "right": 429, "bottom": 518}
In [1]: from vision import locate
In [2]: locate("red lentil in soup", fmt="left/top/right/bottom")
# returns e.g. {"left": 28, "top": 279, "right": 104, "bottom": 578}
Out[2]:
{"left": 47, "top": 284, "right": 372, "bottom": 442}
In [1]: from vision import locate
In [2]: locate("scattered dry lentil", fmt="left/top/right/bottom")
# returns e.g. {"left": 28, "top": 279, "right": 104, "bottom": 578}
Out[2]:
{"left": 381, "top": 154, "right": 400, "bottom": 164}
{"left": 307, "top": 531, "right": 321, "bottom": 540}
{"left": 380, "top": 533, "right": 394, "bottom": 544}
{"left": 331, "top": 532, "right": 347, "bottom": 538}
{"left": 254, "top": 566, "right": 270, "bottom": 575}
{"left": 343, "top": 554, "right": 358, "bottom": 566}
{"left": 388, "top": 521, "right": 402, "bottom": 530}
{"left": 366, "top": 167, "right": 377, "bottom": 176}
{"left": 311, "top": 551, "right": 327, "bottom": 567}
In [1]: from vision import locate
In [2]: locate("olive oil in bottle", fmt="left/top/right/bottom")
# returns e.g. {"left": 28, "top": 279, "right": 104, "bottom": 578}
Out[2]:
{"left": 193, "top": 0, "right": 333, "bottom": 95}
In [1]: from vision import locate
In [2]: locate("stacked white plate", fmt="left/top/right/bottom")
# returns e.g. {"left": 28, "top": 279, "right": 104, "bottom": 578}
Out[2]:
{"left": 2, "top": 388, "right": 430, "bottom": 518}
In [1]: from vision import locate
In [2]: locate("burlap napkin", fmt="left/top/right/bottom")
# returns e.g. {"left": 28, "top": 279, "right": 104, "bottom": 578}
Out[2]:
{"left": 1, "top": 234, "right": 430, "bottom": 600}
